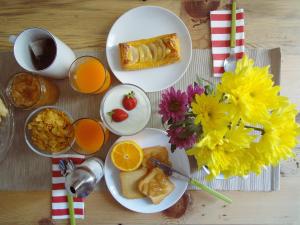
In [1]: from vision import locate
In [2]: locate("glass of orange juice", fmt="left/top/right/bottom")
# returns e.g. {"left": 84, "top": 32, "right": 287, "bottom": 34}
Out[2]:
{"left": 69, "top": 56, "right": 111, "bottom": 94}
{"left": 72, "top": 118, "right": 109, "bottom": 155}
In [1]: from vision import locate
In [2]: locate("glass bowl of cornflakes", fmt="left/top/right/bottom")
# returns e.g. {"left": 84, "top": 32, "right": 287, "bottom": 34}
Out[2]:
{"left": 0, "top": 86, "right": 15, "bottom": 162}
{"left": 24, "top": 105, "right": 75, "bottom": 157}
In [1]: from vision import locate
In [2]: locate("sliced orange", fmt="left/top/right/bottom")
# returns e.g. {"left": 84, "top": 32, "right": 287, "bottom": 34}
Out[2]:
{"left": 111, "top": 140, "right": 144, "bottom": 171}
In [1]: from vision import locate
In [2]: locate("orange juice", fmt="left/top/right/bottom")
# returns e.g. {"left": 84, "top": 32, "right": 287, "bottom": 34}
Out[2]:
{"left": 70, "top": 57, "right": 111, "bottom": 94}
{"left": 74, "top": 118, "right": 105, "bottom": 154}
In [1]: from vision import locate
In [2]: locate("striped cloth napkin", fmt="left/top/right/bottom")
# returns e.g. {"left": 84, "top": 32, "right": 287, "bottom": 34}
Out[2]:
{"left": 210, "top": 8, "right": 245, "bottom": 77}
{"left": 52, "top": 154, "right": 85, "bottom": 220}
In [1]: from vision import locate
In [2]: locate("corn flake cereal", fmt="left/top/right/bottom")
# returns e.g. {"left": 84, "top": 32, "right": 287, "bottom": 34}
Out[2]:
{"left": 28, "top": 108, "right": 74, "bottom": 152}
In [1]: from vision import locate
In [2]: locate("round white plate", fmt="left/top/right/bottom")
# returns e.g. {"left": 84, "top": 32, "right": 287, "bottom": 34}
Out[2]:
{"left": 104, "top": 128, "right": 190, "bottom": 213}
{"left": 106, "top": 6, "right": 192, "bottom": 92}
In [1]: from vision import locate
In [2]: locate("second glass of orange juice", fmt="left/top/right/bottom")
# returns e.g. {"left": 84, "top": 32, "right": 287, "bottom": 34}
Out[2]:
{"left": 72, "top": 118, "right": 109, "bottom": 155}
{"left": 69, "top": 56, "right": 111, "bottom": 94}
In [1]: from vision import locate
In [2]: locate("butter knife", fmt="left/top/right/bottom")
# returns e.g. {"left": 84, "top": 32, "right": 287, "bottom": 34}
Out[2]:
{"left": 150, "top": 158, "right": 232, "bottom": 204}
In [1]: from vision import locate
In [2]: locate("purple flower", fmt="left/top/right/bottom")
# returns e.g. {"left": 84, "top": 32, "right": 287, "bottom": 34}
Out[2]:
{"left": 187, "top": 83, "right": 205, "bottom": 104}
{"left": 167, "top": 126, "right": 197, "bottom": 149}
{"left": 159, "top": 87, "right": 188, "bottom": 123}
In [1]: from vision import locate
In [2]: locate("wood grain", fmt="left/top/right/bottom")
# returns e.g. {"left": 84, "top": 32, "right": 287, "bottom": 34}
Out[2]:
{"left": 0, "top": 178, "right": 299, "bottom": 225}
{"left": 0, "top": 0, "right": 299, "bottom": 224}
{"left": 180, "top": 0, "right": 230, "bottom": 49}
{"left": 0, "top": 0, "right": 299, "bottom": 107}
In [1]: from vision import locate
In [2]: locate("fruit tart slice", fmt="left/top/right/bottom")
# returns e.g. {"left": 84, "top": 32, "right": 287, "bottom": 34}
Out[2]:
{"left": 119, "top": 33, "right": 180, "bottom": 70}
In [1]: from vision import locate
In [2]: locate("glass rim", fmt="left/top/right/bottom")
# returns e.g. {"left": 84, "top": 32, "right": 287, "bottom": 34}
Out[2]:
{"left": 0, "top": 84, "right": 15, "bottom": 162}
{"left": 71, "top": 117, "right": 106, "bottom": 156}
{"left": 99, "top": 83, "right": 151, "bottom": 136}
{"left": 6, "top": 71, "right": 44, "bottom": 110}
{"left": 68, "top": 55, "right": 109, "bottom": 94}
{"left": 24, "top": 105, "right": 75, "bottom": 158}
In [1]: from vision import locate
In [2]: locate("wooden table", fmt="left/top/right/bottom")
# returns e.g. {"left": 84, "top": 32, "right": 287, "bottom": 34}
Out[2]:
{"left": 0, "top": 0, "right": 299, "bottom": 224}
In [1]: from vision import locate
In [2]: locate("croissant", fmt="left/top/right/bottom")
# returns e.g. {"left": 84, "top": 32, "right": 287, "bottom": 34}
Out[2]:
{"left": 119, "top": 33, "right": 181, "bottom": 70}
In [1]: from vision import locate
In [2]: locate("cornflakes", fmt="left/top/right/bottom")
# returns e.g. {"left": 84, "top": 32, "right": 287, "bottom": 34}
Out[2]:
{"left": 27, "top": 108, "right": 74, "bottom": 152}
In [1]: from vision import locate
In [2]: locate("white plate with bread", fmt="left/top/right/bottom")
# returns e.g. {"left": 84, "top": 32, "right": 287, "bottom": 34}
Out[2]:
{"left": 106, "top": 6, "right": 192, "bottom": 92}
{"left": 104, "top": 128, "right": 190, "bottom": 213}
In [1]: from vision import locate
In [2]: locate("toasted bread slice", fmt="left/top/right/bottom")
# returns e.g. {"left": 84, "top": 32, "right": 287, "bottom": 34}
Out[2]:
{"left": 138, "top": 168, "right": 174, "bottom": 204}
{"left": 119, "top": 168, "right": 148, "bottom": 199}
{"left": 142, "top": 146, "right": 171, "bottom": 170}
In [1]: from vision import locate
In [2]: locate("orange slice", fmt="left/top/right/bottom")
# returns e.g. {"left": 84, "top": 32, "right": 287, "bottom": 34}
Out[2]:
{"left": 111, "top": 140, "right": 144, "bottom": 171}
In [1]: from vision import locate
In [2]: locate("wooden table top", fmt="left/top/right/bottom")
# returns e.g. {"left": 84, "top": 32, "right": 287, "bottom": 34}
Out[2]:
{"left": 0, "top": 0, "right": 299, "bottom": 225}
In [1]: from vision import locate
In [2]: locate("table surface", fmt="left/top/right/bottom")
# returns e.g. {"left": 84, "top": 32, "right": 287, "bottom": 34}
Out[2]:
{"left": 0, "top": 0, "right": 300, "bottom": 225}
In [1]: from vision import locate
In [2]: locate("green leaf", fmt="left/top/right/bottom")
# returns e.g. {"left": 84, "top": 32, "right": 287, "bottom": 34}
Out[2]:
{"left": 171, "top": 144, "right": 177, "bottom": 153}
{"left": 167, "top": 118, "right": 173, "bottom": 125}
{"left": 204, "top": 85, "right": 213, "bottom": 95}
{"left": 196, "top": 75, "right": 205, "bottom": 87}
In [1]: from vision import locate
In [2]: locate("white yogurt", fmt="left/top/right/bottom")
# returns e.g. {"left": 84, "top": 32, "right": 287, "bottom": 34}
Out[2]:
{"left": 100, "top": 84, "right": 151, "bottom": 136}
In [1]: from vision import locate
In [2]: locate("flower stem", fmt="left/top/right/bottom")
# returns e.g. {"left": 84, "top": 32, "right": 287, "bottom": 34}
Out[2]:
{"left": 244, "top": 125, "right": 265, "bottom": 135}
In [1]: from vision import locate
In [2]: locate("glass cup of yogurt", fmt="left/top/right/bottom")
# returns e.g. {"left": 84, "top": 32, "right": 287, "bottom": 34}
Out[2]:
{"left": 100, "top": 84, "right": 151, "bottom": 136}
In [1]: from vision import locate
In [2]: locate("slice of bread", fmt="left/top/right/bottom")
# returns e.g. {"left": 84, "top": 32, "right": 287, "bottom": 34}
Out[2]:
{"left": 142, "top": 146, "right": 171, "bottom": 169}
{"left": 138, "top": 168, "right": 175, "bottom": 204}
{"left": 119, "top": 168, "right": 148, "bottom": 199}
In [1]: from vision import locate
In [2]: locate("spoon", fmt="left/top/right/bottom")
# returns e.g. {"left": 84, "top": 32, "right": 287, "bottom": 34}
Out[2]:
{"left": 59, "top": 160, "right": 76, "bottom": 225}
{"left": 224, "top": 0, "right": 237, "bottom": 72}
{"left": 150, "top": 158, "right": 232, "bottom": 204}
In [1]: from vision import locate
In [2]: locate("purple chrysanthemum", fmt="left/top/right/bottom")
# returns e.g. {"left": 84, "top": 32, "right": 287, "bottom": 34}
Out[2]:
{"left": 159, "top": 87, "right": 188, "bottom": 123}
{"left": 167, "top": 126, "right": 197, "bottom": 149}
{"left": 187, "top": 83, "right": 205, "bottom": 104}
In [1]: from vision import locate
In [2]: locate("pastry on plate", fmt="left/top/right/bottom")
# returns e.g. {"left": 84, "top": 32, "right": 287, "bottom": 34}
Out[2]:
{"left": 119, "top": 167, "right": 148, "bottom": 199}
{"left": 142, "top": 146, "right": 171, "bottom": 170}
{"left": 138, "top": 167, "right": 174, "bottom": 204}
{"left": 119, "top": 33, "right": 180, "bottom": 70}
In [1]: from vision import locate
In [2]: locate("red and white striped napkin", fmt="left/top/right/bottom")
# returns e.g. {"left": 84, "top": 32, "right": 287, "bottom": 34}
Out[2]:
{"left": 52, "top": 154, "right": 85, "bottom": 220}
{"left": 210, "top": 8, "right": 245, "bottom": 77}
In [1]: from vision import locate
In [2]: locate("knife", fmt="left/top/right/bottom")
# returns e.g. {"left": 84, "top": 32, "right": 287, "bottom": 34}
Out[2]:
{"left": 150, "top": 158, "right": 232, "bottom": 204}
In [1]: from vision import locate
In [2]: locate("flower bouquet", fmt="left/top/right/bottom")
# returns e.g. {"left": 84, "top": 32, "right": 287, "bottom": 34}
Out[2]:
{"left": 159, "top": 56, "right": 300, "bottom": 180}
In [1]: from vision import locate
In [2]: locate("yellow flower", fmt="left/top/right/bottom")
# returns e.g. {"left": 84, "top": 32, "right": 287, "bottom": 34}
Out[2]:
{"left": 187, "top": 55, "right": 300, "bottom": 179}
{"left": 235, "top": 54, "right": 254, "bottom": 73}
{"left": 193, "top": 128, "right": 227, "bottom": 149}
{"left": 187, "top": 125, "right": 255, "bottom": 179}
{"left": 217, "top": 55, "right": 283, "bottom": 124}
{"left": 251, "top": 103, "right": 299, "bottom": 166}
{"left": 191, "top": 94, "right": 230, "bottom": 133}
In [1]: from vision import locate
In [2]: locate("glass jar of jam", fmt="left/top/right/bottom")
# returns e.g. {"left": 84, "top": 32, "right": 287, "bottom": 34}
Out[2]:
{"left": 6, "top": 72, "right": 59, "bottom": 110}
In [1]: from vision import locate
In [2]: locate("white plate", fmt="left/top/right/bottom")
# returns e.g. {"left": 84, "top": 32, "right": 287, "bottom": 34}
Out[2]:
{"left": 106, "top": 6, "right": 192, "bottom": 92}
{"left": 104, "top": 128, "right": 190, "bottom": 213}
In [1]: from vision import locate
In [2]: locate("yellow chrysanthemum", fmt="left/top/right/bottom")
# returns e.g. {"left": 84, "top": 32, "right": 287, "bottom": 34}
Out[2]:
{"left": 217, "top": 55, "right": 283, "bottom": 124}
{"left": 187, "top": 125, "right": 255, "bottom": 179}
{"left": 191, "top": 94, "right": 231, "bottom": 133}
{"left": 250, "top": 103, "right": 299, "bottom": 166}
{"left": 186, "top": 55, "right": 299, "bottom": 179}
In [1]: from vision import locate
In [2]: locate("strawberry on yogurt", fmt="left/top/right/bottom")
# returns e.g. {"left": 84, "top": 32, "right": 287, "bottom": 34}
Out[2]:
{"left": 100, "top": 84, "right": 151, "bottom": 136}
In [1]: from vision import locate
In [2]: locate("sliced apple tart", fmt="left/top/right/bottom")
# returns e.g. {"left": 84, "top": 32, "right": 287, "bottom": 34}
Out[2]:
{"left": 119, "top": 33, "right": 180, "bottom": 70}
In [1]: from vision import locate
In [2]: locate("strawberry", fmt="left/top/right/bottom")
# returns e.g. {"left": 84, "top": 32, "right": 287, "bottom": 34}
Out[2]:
{"left": 108, "top": 108, "right": 128, "bottom": 122}
{"left": 122, "top": 91, "right": 137, "bottom": 111}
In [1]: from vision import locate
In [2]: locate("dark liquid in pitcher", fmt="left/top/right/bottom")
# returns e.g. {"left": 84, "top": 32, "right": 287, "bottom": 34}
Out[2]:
{"left": 29, "top": 38, "right": 56, "bottom": 70}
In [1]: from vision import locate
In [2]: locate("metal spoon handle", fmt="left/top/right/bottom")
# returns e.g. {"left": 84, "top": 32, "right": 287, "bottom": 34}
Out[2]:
{"left": 230, "top": 0, "right": 237, "bottom": 48}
